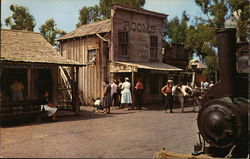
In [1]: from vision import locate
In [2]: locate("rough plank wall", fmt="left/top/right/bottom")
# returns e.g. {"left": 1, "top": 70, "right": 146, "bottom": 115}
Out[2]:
{"left": 61, "top": 37, "right": 104, "bottom": 105}
{"left": 112, "top": 9, "right": 164, "bottom": 63}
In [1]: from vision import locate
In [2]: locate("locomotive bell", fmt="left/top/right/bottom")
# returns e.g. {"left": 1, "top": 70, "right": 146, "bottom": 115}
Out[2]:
{"left": 197, "top": 98, "right": 241, "bottom": 149}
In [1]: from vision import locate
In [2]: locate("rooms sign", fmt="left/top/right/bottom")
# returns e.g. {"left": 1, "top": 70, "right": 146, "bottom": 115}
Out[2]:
{"left": 123, "top": 21, "right": 156, "bottom": 34}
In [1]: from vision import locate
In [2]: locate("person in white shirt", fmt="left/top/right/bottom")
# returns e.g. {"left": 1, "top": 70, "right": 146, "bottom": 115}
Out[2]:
{"left": 111, "top": 79, "right": 118, "bottom": 107}
{"left": 121, "top": 77, "right": 132, "bottom": 109}
{"left": 209, "top": 81, "right": 214, "bottom": 88}
{"left": 203, "top": 81, "right": 209, "bottom": 90}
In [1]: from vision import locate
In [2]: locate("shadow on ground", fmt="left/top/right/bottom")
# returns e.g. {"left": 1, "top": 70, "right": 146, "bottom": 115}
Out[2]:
{"left": 1, "top": 102, "right": 198, "bottom": 128}
{"left": 142, "top": 101, "right": 200, "bottom": 112}
{"left": 0, "top": 106, "right": 137, "bottom": 128}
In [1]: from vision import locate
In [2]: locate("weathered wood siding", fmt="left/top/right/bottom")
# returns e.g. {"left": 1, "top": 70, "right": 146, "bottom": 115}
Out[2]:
{"left": 111, "top": 9, "right": 165, "bottom": 63}
{"left": 110, "top": 8, "right": 167, "bottom": 104}
{"left": 60, "top": 36, "right": 108, "bottom": 105}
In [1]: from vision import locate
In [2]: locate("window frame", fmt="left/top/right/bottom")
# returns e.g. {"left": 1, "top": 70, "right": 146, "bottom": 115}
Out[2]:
{"left": 87, "top": 49, "right": 97, "bottom": 63}
{"left": 150, "top": 36, "right": 158, "bottom": 60}
{"left": 118, "top": 32, "right": 129, "bottom": 57}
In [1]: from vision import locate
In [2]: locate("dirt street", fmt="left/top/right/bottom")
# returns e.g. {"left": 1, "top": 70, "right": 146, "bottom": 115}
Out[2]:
{"left": 0, "top": 105, "right": 199, "bottom": 158}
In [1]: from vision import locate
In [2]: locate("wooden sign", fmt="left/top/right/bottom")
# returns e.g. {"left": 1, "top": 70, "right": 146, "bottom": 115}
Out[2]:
{"left": 110, "top": 63, "right": 138, "bottom": 73}
{"left": 123, "top": 21, "right": 156, "bottom": 34}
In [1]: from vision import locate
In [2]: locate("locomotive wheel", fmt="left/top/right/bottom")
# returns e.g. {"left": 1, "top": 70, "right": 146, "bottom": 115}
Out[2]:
{"left": 197, "top": 97, "right": 242, "bottom": 149}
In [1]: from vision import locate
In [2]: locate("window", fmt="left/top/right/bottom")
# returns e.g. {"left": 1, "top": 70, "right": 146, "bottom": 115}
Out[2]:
{"left": 118, "top": 32, "right": 128, "bottom": 56}
{"left": 87, "top": 49, "right": 97, "bottom": 62}
{"left": 150, "top": 36, "right": 158, "bottom": 60}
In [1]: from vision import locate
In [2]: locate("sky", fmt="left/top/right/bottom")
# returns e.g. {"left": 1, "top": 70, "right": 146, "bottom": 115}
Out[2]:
{"left": 1, "top": 0, "right": 204, "bottom": 33}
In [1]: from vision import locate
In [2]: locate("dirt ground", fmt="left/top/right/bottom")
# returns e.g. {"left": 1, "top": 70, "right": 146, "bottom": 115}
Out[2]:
{"left": 0, "top": 104, "right": 200, "bottom": 158}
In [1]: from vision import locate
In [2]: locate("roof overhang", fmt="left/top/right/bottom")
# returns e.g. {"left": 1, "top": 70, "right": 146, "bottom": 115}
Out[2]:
{"left": 1, "top": 60, "right": 86, "bottom": 68}
{"left": 111, "top": 61, "right": 182, "bottom": 73}
{"left": 110, "top": 4, "right": 168, "bottom": 19}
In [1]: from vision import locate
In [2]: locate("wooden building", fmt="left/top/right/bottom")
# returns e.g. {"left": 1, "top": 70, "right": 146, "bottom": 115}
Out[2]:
{"left": 163, "top": 44, "right": 189, "bottom": 70}
{"left": 0, "top": 29, "right": 84, "bottom": 113}
{"left": 58, "top": 4, "right": 182, "bottom": 105}
{"left": 163, "top": 44, "right": 189, "bottom": 83}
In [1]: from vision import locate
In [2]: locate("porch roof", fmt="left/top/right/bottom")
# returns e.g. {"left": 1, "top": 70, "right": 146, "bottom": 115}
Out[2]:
{"left": 188, "top": 60, "right": 207, "bottom": 69}
{"left": 114, "top": 61, "right": 182, "bottom": 71}
{"left": 1, "top": 29, "right": 85, "bottom": 67}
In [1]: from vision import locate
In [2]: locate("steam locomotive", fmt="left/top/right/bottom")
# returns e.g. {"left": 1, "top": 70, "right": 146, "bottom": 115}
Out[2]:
{"left": 194, "top": 28, "right": 249, "bottom": 158}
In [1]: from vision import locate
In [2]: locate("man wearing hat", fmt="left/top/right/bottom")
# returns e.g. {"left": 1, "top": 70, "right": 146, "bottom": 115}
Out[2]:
{"left": 161, "top": 80, "right": 173, "bottom": 113}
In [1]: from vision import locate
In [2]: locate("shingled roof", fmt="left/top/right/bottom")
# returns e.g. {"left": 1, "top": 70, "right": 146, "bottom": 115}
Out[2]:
{"left": 1, "top": 29, "right": 84, "bottom": 66}
{"left": 58, "top": 19, "right": 111, "bottom": 41}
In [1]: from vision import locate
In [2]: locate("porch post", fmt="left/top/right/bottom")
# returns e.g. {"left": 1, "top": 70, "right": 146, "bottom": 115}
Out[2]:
{"left": 71, "top": 67, "right": 76, "bottom": 111}
{"left": 75, "top": 67, "right": 80, "bottom": 113}
{"left": 192, "top": 71, "right": 195, "bottom": 88}
{"left": 131, "top": 71, "right": 135, "bottom": 108}
{"left": 51, "top": 67, "right": 58, "bottom": 105}
{"left": 27, "top": 68, "right": 31, "bottom": 100}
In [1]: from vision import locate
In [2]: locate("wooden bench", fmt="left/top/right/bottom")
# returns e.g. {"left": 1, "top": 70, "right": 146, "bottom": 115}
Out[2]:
{"left": 0, "top": 100, "right": 47, "bottom": 124}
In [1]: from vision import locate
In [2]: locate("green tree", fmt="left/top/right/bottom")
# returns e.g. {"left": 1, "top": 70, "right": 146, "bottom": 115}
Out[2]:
{"left": 76, "top": 0, "right": 145, "bottom": 27}
{"left": 195, "top": 0, "right": 249, "bottom": 41}
{"left": 5, "top": 4, "right": 36, "bottom": 31}
{"left": 164, "top": 11, "right": 189, "bottom": 44}
{"left": 227, "top": 0, "right": 250, "bottom": 41}
{"left": 194, "top": 0, "right": 229, "bottom": 28}
{"left": 40, "top": 19, "right": 66, "bottom": 46}
{"left": 193, "top": 0, "right": 249, "bottom": 80}
{"left": 76, "top": 5, "right": 101, "bottom": 27}
{"left": 99, "top": 0, "right": 145, "bottom": 19}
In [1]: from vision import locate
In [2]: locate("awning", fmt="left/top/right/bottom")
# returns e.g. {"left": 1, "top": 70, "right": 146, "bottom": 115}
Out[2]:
{"left": 188, "top": 61, "right": 207, "bottom": 69}
{"left": 111, "top": 61, "right": 182, "bottom": 73}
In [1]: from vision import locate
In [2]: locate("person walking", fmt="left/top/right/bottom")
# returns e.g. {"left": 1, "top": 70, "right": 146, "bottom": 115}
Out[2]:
{"left": 135, "top": 79, "right": 144, "bottom": 110}
{"left": 111, "top": 79, "right": 118, "bottom": 107}
{"left": 176, "top": 82, "right": 185, "bottom": 112}
{"left": 161, "top": 80, "right": 173, "bottom": 113}
{"left": 103, "top": 80, "right": 112, "bottom": 114}
{"left": 121, "top": 77, "right": 132, "bottom": 109}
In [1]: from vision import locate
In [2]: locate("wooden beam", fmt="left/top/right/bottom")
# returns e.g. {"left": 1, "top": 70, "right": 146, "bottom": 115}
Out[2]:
{"left": 71, "top": 67, "right": 76, "bottom": 111}
{"left": 131, "top": 71, "right": 135, "bottom": 108}
{"left": 96, "top": 33, "right": 108, "bottom": 42}
{"left": 27, "top": 68, "right": 31, "bottom": 100}
{"left": 75, "top": 67, "right": 80, "bottom": 113}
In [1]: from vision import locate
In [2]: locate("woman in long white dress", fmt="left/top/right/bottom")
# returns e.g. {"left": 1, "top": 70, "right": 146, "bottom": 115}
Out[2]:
{"left": 121, "top": 77, "right": 132, "bottom": 109}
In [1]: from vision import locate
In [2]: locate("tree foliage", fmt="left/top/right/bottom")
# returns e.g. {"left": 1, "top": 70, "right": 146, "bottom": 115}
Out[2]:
{"left": 164, "top": 11, "right": 189, "bottom": 44}
{"left": 193, "top": 0, "right": 249, "bottom": 80}
{"left": 5, "top": 4, "right": 36, "bottom": 31}
{"left": 76, "top": 0, "right": 145, "bottom": 27}
{"left": 195, "top": 0, "right": 229, "bottom": 28}
{"left": 76, "top": 6, "right": 101, "bottom": 28}
{"left": 163, "top": 0, "right": 249, "bottom": 81}
{"left": 227, "top": 0, "right": 250, "bottom": 41}
{"left": 195, "top": 0, "right": 249, "bottom": 41}
{"left": 40, "top": 19, "right": 66, "bottom": 46}
{"left": 99, "top": 0, "right": 145, "bottom": 19}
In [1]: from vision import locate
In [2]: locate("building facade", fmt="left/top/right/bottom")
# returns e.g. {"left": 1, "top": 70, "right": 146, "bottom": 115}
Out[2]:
{"left": 58, "top": 4, "right": 182, "bottom": 105}
{"left": 1, "top": 29, "right": 83, "bottom": 113}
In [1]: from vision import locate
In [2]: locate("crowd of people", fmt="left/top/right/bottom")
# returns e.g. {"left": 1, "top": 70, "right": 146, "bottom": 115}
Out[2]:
{"left": 8, "top": 78, "right": 215, "bottom": 120}
{"left": 160, "top": 79, "right": 215, "bottom": 113}
{"left": 100, "top": 77, "right": 144, "bottom": 114}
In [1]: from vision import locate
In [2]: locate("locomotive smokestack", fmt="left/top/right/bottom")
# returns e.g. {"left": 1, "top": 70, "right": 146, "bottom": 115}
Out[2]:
{"left": 216, "top": 28, "right": 237, "bottom": 97}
